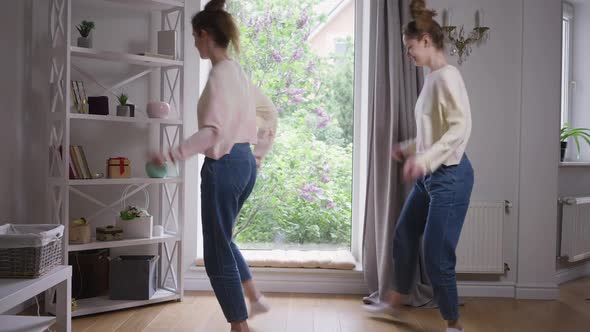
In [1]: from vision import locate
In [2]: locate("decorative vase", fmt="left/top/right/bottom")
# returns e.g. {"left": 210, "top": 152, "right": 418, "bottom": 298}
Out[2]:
{"left": 116, "top": 105, "right": 130, "bottom": 117}
{"left": 77, "top": 36, "right": 92, "bottom": 48}
{"left": 146, "top": 101, "right": 170, "bottom": 119}
{"left": 145, "top": 161, "right": 168, "bottom": 178}
{"left": 126, "top": 103, "right": 135, "bottom": 117}
{"left": 561, "top": 141, "right": 567, "bottom": 162}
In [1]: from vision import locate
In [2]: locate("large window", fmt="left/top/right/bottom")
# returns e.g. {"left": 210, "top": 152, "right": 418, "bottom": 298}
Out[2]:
{"left": 561, "top": 2, "right": 574, "bottom": 127}
{"left": 226, "top": 0, "right": 356, "bottom": 251}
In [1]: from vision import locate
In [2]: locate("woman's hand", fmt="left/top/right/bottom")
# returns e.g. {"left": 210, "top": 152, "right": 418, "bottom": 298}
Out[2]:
{"left": 150, "top": 152, "right": 174, "bottom": 166}
{"left": 403, "top": 156, "right": 426, "bottom": 182}
{"left": 391, "top": 144, "right": 406, "bottom": 162}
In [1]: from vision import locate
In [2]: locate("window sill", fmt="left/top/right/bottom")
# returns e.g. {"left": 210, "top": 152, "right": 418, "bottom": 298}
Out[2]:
{"left": 196, "top": 249, "right": 358, "bottom": 270}
{"left": 560, "top": 162, "right": 590, "bottom": 167}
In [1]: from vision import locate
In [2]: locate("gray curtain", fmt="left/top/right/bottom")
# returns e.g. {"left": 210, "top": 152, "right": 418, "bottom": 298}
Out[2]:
{"left": 362, "top": 0, "right": 434, "bottom": 308}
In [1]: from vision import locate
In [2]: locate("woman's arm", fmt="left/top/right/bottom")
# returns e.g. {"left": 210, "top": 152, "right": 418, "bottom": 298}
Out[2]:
{"left": 251, "top": 83, "right": 278, "bottom": 165}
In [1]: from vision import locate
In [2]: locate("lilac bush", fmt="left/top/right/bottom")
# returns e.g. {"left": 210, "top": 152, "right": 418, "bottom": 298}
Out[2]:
{"left": 227, "top": 0, "right": 354, "bottom": 248}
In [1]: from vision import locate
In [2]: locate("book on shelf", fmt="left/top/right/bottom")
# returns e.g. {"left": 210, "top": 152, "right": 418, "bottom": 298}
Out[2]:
{"left": 58, "top": 145, "right": 77, "bottom": 179}
{"left": 77, "top": 146, "right": 92, "bottom": 179}
{"left": 69, "top": 145, "right": 92, "bottom": 179}
{"left": 76, "top": 81, "right": 88, "bottom": 114}
{"left": 71, "top": 81, "right": 80, "bottom": 112}
{"left": 70, "top": 80, "right": 88, "bottom": 114}
{"left": 70, "top": 146, "right": 83, "bottom": 179}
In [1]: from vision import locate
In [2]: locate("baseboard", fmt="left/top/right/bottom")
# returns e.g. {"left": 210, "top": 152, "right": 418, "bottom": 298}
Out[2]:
{"left": 515, "top": 283, "right": 560, "bottom": 300}
{"left": 185, "top": 266, "right": 368, "bottom": 295}
{"left": 185, "top": 267, "right": 522, "bottom": 298}
{"left": 457, "top": 282, "right": 516, "bottom": 298}
{"left": 555, "top": 261, "right": 590, "bottom": 285}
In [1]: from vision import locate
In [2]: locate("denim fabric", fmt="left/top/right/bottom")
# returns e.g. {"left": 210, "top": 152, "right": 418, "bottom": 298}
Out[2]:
{"left": 201, "top": 143, "right": 257, "bottom": 322}
{"left": 393, "top": 155, "right": 474, "bottom": 321}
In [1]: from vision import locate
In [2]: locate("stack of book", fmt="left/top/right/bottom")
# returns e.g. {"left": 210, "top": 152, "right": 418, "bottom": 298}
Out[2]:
{"left": 69, "top": 145, "right": 92, "bottom": 179}
{"left": 71, "top": 80, "right": 88, "bottom": 114}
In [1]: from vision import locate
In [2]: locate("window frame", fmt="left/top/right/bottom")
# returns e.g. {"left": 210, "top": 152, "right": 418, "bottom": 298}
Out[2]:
{"left": 561, "top": 2, "right": 574, "bottom": 127}
{"left": 194, "top": 0, "right": 370, "bottom": 267}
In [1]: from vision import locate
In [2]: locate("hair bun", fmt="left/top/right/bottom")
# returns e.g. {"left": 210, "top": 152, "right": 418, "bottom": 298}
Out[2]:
{"left": 410, "top": 0, "right": 437, "bottom": 21}
{"left": 204, "top": 0, "right": 226, "bottom": 12}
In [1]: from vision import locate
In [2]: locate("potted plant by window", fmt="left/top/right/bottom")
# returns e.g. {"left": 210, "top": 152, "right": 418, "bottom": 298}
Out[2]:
{"left": 76, "top": 20, "right": 95, "bottom": 48}
{"left": 116, "top": 93, "right": 130, "bottom": 117}
{"left": 561, "top": 123, "right": 590, "bottom": 161}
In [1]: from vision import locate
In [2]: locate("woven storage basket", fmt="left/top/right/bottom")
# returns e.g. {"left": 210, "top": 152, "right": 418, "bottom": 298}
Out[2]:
{"left": 0, "top": 224, "right": 64, "bottom": 278}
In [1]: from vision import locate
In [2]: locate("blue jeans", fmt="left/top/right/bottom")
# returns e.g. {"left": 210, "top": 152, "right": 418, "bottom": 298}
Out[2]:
{"left": 393, "top": 155, "right": 474, "bottom": 321}
{"left": 201, "top": 143, "right": 256, "bottom": 323}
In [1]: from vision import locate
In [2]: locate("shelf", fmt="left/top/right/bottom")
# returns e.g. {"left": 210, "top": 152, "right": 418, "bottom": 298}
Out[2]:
{"left": 103, "top": 0, "right": 184, "bottom": 11}
{"left": 69, "top": 113, "right": 182, "bottom": 125}
{"left": 69, "top": 234, "right": 178, "bottom": 251}
{"left": 67, "top": 177, "right": 182, "bottom": 186}
{"left": 71, "top": 46, "right": 183, "bottom": 67}
{"left": 72, "top": 289, "right": 180, "bottom": 317}
{"left": 0, "top": 315, "right": 56, "bottom": 332}
{"left": 560, "top": 162, "right": 590, "bottom": 168}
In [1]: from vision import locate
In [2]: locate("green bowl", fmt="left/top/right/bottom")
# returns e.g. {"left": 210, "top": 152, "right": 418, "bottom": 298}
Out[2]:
{"left": 145, "top": 162, "right": 168, "bottom": 178}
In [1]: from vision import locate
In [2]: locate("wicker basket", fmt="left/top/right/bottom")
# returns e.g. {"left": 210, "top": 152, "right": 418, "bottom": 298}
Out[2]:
{"left": 0, "top": 224, "right": 64, "bottom": 278}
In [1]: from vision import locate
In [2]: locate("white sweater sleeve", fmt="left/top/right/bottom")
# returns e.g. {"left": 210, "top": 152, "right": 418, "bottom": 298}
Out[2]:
{"left": 170, "top": 70, "right": 227, "bottom": 161}
{"left": 252, "top": 83, "right": 278, "bottom": 161}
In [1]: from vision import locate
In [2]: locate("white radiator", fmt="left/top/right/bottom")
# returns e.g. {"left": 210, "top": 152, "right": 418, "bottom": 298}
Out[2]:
{"left": 560, "top": 196, "right": 590, "bottom": 263}
{"left": 455, "top": 201, "right": 506, "bottom": 274}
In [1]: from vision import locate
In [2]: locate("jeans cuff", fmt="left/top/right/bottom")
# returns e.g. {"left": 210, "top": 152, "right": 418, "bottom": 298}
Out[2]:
{"left": 227, "top": 314, "right": 248, "bottom": 323}
{"left": 442, "top": 312, "right": 459, "bottom": 321}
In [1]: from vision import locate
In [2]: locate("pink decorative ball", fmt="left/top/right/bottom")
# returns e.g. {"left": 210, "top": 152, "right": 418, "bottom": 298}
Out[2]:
{"left": 147, "top": 101, "right": 170, "bottom": 119}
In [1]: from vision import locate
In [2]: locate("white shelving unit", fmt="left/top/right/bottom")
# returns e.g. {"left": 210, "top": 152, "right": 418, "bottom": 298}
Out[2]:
{"left": 47, "top": 0, "right": 185, "bottom": 317}
{"left": 70, "top": 46, "right": 184, "bottom": 67}
{"left": 71, "top": 289, "right": 178, "bottom": 316}
{"left": 69, "top": 113, "right": 182, "bottom": 125}
{"left": 69, "top": 234, "right": 178, "bottom": 251}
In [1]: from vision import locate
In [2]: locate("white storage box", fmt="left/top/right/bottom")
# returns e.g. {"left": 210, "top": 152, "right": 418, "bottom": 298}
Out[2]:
{"left": 116, "top": 216, "right": 153, "bottom": 239}
{"left": 116, "top": 185, "right": 153, "bottom": 239}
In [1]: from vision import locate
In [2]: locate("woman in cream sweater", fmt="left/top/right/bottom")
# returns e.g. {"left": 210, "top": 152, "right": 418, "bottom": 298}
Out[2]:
{"left": 365, "top": 1, "right": 473, "bottom": 332}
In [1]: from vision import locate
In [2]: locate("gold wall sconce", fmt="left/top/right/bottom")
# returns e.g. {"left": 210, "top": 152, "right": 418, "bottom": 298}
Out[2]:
{"left": 441, "top": 9, "right": 490, "bottom": 65}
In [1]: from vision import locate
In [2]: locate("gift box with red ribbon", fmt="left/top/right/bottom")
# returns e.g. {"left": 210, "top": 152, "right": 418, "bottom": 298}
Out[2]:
{"left": 107, "top": 157, "right": 131, "bottom": 178}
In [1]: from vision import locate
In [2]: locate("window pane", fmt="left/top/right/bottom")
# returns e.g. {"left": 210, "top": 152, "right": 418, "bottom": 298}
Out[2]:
{"left": 561, "top": 18, "right": 569, "bottom": 127}
{"left": 227, "top": 0, "right": 355, "bottom": 250}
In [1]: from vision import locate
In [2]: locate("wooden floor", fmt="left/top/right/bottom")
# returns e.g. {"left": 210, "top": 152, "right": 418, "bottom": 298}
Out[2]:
{"left": 69, "top": 278, "right": 590, "bottom": 332}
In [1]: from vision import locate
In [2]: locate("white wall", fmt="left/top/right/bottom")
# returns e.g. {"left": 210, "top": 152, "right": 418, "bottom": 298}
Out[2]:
{"left": 428, "top": 0, "right": 561, "bottom": 298}
{"left": 517, "top": 0, "right": 561, "bottom": 298}
{"left": 428, "top": 0, "right": 522, "bottom": 288}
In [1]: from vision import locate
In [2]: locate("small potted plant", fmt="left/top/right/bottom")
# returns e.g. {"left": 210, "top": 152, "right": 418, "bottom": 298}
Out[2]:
{"left": 560, "top": 123, "right": 590, "bottom": 161}
{"left": 116, "top": 93, "right": 130, "bottom": 117}
{"left": 76, "top": 20, "right": 95, "bottom": 48}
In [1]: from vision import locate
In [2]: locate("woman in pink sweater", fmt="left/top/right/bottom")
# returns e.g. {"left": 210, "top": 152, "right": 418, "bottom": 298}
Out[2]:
{"left": 153, "top": 1, "right": 277, "bottom": 331}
